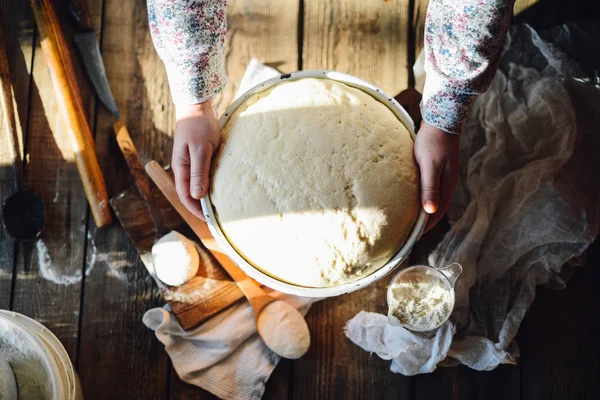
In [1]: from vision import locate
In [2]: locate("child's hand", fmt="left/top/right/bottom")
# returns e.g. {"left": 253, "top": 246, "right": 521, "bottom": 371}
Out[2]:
{"left": 414, "top": 122, "right": 460, "bottom": 231}
{"left": 172, "top": 100, "right": 221, "bottom": 219}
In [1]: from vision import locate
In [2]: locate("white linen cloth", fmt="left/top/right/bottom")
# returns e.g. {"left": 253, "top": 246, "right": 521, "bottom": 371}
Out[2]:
{"left": 143, "top": 293, "right": 313, "bottom": 400}
{"left": 345, "top": 24, "right": 600, "bottom": 375}
{"left": 144, "top": 60, "right": 317, "bottom": 400}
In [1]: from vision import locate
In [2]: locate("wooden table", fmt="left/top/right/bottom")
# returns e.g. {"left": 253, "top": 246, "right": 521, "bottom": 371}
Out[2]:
{"left": 1, "top": 0, "right": 599, "bottom": 398}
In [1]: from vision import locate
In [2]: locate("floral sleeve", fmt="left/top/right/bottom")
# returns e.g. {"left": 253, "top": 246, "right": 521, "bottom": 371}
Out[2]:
{"left": 147, "top": 0, "right": 228, "bottom": 105}
{"left": 421, "top": 0, "right": 515, "bottom": 134}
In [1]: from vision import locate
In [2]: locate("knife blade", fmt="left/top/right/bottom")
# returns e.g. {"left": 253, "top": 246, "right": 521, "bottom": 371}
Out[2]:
{"left": 69, "top": 0, "right": 119, "bottom": 116}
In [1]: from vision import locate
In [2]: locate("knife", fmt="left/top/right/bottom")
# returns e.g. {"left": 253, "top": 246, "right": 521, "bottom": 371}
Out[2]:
{"left": 69, "top": 0, "right": 166, "bottom": 236}
{"left": 69, "top": 0, "right": 119, "bottom": 115}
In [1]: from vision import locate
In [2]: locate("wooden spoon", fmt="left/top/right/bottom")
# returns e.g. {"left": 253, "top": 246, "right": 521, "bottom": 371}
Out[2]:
{"left": 145, "top": 161, "right": 310, "bottom": 359}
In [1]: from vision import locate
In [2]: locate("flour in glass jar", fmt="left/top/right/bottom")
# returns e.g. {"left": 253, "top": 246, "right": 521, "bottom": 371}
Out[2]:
{"left": 388, "top": 270, "right": 453, "bottom": 331}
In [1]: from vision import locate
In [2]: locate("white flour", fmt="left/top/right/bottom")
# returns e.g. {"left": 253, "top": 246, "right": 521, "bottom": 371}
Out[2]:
{"left": 36, "top": 231, "right": 135, "bottom": 285}
{"left": 36, "top": 240, "right": 83, "bottom": 286}
{"left": 87, "top": 233, "right": 130, "bottom": 282}
{"left": 388, "top": 271, "right": 453, "bottom": 331}
{"left": 0, "top": 319, "right": 53, "bottom": 400}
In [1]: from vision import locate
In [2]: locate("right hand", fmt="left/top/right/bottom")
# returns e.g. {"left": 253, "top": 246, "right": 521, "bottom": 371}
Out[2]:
{"left": 172, "top": 100, "right": 221, "bottom": 219}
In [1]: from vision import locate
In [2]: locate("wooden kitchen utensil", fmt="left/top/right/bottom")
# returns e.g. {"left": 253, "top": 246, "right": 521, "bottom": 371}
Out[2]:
{"left": 112, "top": 121, "right": 167, "bottom": 239}
{"left": 67, "top": 0, "right": 163, "bottom": 235}
{"left": 0, "top": 23, "right": 46, "bottom": 240}
{"left": 110, "top": 167, "right": 244, "bottom": 330}
{"left": 145, "top": 161, "right": 275, "bottom": 308}
{"left": 30, "top": 0, "right": 111, "bottom": 228}
{"left": 145, "top": 161, "right": 310, "bottom": 358}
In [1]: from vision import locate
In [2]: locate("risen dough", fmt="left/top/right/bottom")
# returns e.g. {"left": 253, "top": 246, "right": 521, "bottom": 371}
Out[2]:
{"left": 211, "top": 78, "right": 420, "bottom": 287}
{"left": 152, "top": 231, "right": 200, "bottom": 287}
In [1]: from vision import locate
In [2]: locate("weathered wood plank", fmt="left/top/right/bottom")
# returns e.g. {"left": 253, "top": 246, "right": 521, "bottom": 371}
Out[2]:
{"left": 293, "top": 1, "right": 413, "bottom": 397}
{"left": 214, "top": 0, "right": 300, "bottom": 115}
{"left": 413, "top": 0, "right": 427, "bottom": 60}
{"left": 0, "top": 1, "right": 36, "bottom": 309}
{"left": 405, "top": 97, "right": 521, "bottom": 400}
{"left": 414, "top": 0, "right": 534, "bottom": 62}
{"left": 168, "top": 375, "right": 219, "bottom": 400}
{"left": 76, "top": 0, "right": 171, "bottom": 398}
{"left": 110, "top": 178, "right": 245, "bottom": 332}
{"left": 290, "top": 279, "right": 412, "bottom": 400}
{"left": 409, "top": 2, "right": 525, "bottom": 397}
{"left": 263, "top": 358, "right": 292, "bottom": 400}
{"left": 303, "top": 0, "right": 411, "bottom": 96}
{"left": 414, "top": 365, "right": 520, "bottom": 400}
{"left": 217, "top": 1, "right": 299, "bottom": 397}
{"left": 413, "top": 1, "right": 547, "bottom": 75}
{"left": 415, "top": 0, "right": 600, "bottom": 62}
{"left": 168, "top": 357, "right": 292, "bottom": 400}
{"left": 519, "top": 240, "right": 600, "bottom": 400}
{"left": 9, "top": 0, "right": 100, "bottom": 364}
{"left": 410, "top": 220, "right": 520, "bottom": 399}
{"left": 165, "top": 0, "right": 300, "bottom": 396}
{"left": 513, "top": 0, "right": 538, "bottom": 15}
{"left": 513, "top": 0, "right": 600, "bottom": 28}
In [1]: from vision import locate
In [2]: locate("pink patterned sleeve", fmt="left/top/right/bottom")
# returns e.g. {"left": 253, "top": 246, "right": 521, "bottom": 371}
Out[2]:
{"left": 147, "top": 0, "right": 228, "bottom": 105}
{"left": 421, "top": 0, "right": 515, "bottom": 134}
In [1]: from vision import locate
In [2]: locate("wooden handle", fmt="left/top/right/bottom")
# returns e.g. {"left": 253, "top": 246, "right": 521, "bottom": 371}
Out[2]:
{"left": 30, "top": 0, "right": 111, "bottom": 228}
{"left": 0, "top": 23, "right": 22, "bottom": 188}
{"left": 68, "top": 0, "right": 94, "bottom": 32}
{"left": 144, "top": 161, "right": 269, "bottom": 297}
{"left": 145, "top": 161, "right": 224, "bottom": 254}
{"left": 145, "top": 161, "right": 275, "bottom": 316}
{"left": 113, "top": 120, "right": 165, "bottom": 235}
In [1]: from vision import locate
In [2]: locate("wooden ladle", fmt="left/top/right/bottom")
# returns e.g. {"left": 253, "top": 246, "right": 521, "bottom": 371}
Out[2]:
{"left": 145, "top": 161, "right": 310, "bottom": 359}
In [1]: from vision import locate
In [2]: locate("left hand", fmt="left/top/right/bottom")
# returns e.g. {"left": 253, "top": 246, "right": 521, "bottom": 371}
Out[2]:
{"left": 414, "top": 122, "right": 460, "bottom": 231}
{"left": 172, "top": 100, "right": 221, "bottom": 219}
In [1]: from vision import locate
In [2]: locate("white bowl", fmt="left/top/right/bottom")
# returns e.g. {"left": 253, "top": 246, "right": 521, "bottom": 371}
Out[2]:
{"left": 0, "top": 310, "right": 83, "bottom": 400}
{"left": 201, "top": 70, "right": 427, "bottom": 298}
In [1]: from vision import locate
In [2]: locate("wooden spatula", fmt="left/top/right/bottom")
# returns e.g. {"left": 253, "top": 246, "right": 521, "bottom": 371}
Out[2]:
{"left": 144, "top": 161, "right": 271, "bottom": 310}
{"left": 145, "top": 161, "right": 311, "bottom": 358}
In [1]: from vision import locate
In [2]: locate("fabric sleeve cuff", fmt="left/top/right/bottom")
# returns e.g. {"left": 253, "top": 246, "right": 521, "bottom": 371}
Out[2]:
{"left": 165, "top": 62, "right": 227, "bottom": 105}
{"left": 420, "top": 77, "right": 479, "bottom": 135}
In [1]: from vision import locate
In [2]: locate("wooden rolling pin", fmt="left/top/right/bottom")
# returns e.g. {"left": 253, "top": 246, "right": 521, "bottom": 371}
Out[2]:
{"left": 30, "top": 0, "right": 111, "bottom": 228}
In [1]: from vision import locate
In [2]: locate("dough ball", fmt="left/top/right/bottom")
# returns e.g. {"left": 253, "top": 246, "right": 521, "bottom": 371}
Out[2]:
{"left": 152, "top": 231, "right": 200, "bottom": 286}
{"left": 211, "top": 78, "right": 420, "bottom": 287}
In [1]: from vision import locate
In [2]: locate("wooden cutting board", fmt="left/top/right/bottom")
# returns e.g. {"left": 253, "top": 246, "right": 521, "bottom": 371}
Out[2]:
{"left": 110, "top": 167, "right": 245, "bottom": 330}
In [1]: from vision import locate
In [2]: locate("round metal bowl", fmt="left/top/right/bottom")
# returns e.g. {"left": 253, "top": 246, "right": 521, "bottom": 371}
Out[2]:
{"left": 201, "top": 70, "right": 427, "bottom": 298}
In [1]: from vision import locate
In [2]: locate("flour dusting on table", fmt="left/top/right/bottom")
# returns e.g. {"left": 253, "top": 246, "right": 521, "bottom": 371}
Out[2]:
{"left": 36, "top": 240, "right": 83, "bottom": 286}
